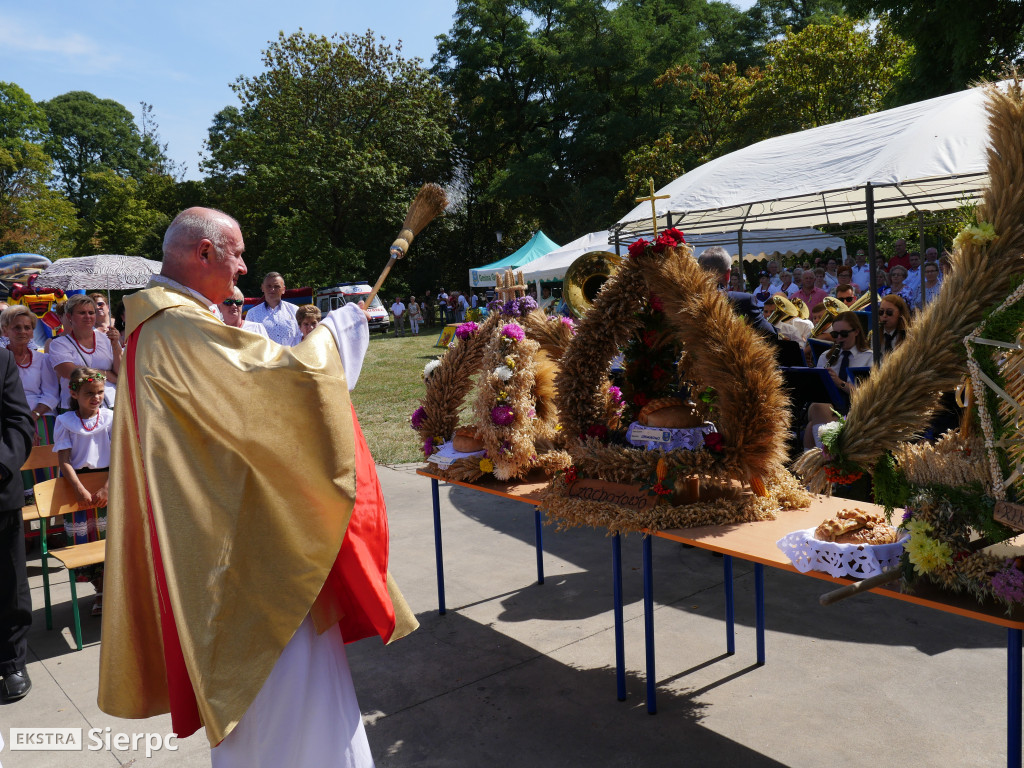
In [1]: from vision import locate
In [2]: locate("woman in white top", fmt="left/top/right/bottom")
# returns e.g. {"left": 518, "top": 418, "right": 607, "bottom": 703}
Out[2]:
{"left": 48, "top": 294, "right": 120, "bottom": 411}
{"left": 1, "top": 306, "right": 59, "bottom": 445}
{"left": 804, "top": 312, "right": 873, "bottom": 449}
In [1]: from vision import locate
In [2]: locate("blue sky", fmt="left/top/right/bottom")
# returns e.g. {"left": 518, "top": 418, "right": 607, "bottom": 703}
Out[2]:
{"left": 1, "top": 0, "right": 460, "bottom": 179}
{"left": 1, "top": 1, "right": 755, "bottom": 181}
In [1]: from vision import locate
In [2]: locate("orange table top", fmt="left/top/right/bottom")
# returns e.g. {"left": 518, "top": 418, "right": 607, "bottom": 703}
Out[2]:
{"left": 418, "top": 469, "right": 1024, "bottom": 630}
{"left": 653, "top": 496, "right": 1024, "bottom": 630}
{"left": 416, "top": 467, "right": 549, "bottom": 505}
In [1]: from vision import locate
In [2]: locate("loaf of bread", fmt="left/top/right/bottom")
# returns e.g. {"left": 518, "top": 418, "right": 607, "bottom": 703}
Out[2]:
{"left": 814, "top": 508, "right": 899, "bottom": 545}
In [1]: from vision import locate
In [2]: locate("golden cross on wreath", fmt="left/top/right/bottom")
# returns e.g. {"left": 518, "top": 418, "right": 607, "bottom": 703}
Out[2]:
{"left": 635, "top": 177, "right": 670, "bottom": 239}
{"left": 495, "top": 268, "right": 528, "bottom": 303}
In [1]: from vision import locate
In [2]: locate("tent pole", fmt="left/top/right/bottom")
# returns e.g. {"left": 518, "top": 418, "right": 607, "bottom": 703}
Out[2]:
{"left": 536, "top": 279, "right": 541, "bottom": 300}
{"left": 917, "top": 211, "right": 926, "bottom": 254}
{"left": 866, "top": 184, "right": 881, "bottom": 364}
{"left": 737, "top": 230, "right": 744, "bottom": 288}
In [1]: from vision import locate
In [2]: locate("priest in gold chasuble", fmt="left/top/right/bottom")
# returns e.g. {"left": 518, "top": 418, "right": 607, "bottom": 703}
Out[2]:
{"left": 97, "top": 208, "right": 416, "bottom": 766}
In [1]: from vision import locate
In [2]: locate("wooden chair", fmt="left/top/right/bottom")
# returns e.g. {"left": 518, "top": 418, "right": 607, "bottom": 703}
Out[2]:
{"left": 33, "top": 472, "right": 108, "bottom": 651}
{"left": 20, "top": 444, "right": 63, "bottom": 540}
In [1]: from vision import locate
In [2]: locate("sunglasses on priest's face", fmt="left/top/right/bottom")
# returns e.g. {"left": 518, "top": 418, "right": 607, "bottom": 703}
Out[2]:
{"left": 222, "top": 299, "right": 244, "bottom": 307}
{"left": 830, "top": 329, "right": 853, "bottom": 339}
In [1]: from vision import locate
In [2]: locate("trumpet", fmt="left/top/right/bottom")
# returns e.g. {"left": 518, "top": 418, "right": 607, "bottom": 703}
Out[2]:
{"left": 811, "top": 296, "right": 846, "bottom": 337}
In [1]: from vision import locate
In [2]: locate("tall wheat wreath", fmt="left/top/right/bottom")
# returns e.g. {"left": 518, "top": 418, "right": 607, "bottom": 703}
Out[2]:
{"left": 413, "top": 309, "right": 575, "bottom": 482}
{"left": 794, "top": 79, "right": 1024, "bottom": 492}
{"left": 543, "top": 240, "right": 810, "bottom": 535}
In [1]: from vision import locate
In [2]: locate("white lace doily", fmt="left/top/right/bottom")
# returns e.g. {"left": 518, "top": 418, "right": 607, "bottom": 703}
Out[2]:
{"left": 427, "top": 440, "right": 485, "bottom": 469}
{"left": 776, "top": 527, "right": 909, "bottom": 579}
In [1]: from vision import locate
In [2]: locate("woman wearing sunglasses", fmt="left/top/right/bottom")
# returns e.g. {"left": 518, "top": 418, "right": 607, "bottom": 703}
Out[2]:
{"left": 878, "top": 294, "right": 909, "bottom": 356}
{"left": 220, "top": 288, "right": 269, "bottom": 338}
{"left": 803, "top": 311, "right": 873, "bottom": 448}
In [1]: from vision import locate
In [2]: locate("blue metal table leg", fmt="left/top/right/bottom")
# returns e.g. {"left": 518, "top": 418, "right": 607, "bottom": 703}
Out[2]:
{"left": 612, "top": 533, "right": 626, "bottom": 701}
{"left": 534, "top": 506, "right": 544, "bottom": 585}
{"left": 724, "top": 555, "right": 735, "bottom": 655}
{"left": 431, "top": 478, "right": 446, "bottom": 615}
{"left": 1009, "top": 628, "right": 1022, "bottom": 768}
{"left": 643, "top": 535, "right": 656, "bottom": 714}
{"left": 755, "top": 563, "right": 765, "bottom": 666}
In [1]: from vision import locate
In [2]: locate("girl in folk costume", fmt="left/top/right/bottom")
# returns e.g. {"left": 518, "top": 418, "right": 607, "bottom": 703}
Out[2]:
{"left": 48, "top": 294, "right": 120, "bottom": 412}
{"left": 53, "top": 366, "right": 112, "bottom": 616}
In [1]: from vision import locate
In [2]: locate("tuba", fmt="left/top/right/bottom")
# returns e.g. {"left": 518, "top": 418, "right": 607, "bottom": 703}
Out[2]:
{"left": 563, "top": 250, "right": 624, "bottom": 318}
{"left": 766, "top": 295, "right": 800, "bottom": 325}
{"left": 847, "top": 291, "right": 879, "bottom": 312}
{"left": 812, "top": 296, "right": 846, "bottom": 337}
{"left": 790, "top": 297, "right": 810, "bottom": 319}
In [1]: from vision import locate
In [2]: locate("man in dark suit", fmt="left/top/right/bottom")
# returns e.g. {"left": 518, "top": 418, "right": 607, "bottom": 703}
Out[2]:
{"left": 0, "top": 347, "right": 35, "bottom": 702}
{"left": 696, "top": 246, "right": 777, "bottom": 337}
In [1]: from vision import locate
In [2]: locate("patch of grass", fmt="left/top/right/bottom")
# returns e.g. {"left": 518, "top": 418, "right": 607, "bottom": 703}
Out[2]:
{"left": 351, "top": 328, "right": 447, "bottom": 464}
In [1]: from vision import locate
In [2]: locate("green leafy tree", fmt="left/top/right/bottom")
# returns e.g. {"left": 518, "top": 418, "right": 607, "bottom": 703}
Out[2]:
{"left": 40, "top": 91, "right": 163, "bottom": 217}
{"left": 81, "top": 170, "right": 170, "bottom": 257}
{"left": 0, "top": 82, "right": 77, "bottom": 259}
{"left": 847, "top": 0, "right": 1024, "bottom": 102}
{"left": 202, "top": 30, "right": 455, "bottom": 287}
{"left": 743, "top": 15, "right": 912, "bottom": 139}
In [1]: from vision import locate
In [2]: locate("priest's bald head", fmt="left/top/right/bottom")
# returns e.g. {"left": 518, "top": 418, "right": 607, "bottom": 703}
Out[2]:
{"left": 162, "top": 207, "right": 248, "bottom": 304}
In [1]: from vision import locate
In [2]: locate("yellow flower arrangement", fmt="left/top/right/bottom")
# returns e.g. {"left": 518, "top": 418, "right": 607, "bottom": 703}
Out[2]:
{"left": 479, "top": 457, "right": 494, "bottom": 474}
{"left": 953, "top": 221, "right": 997, "bottom": 251}
{"left": 904, "top": 519, "right": 953, "bottom": 575}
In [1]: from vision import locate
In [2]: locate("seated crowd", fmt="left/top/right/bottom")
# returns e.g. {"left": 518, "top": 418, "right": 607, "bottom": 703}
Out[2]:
{"left": 728, "top": 238, "right": 949, "bottom": 454}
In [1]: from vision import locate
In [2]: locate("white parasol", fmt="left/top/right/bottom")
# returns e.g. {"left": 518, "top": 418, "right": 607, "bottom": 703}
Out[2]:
{"left": 34, "top": 254, "right": 162, "bottom": 291}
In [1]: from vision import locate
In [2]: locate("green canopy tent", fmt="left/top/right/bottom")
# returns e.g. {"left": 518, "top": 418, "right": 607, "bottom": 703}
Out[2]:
{"left": 468, "top": 231, "right": 561, "bottom": 289}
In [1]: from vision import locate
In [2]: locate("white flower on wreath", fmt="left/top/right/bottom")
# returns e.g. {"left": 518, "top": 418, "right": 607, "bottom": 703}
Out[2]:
{"left": 423, "top": 359, "right": 442, "bottom": 379}
{"left": 494, "top": 365, "right": 514, "bottom": 381}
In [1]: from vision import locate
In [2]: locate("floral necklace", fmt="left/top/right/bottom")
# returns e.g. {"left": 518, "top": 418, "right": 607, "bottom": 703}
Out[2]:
{"left": 73, "top": 331, "right": 96, "bottom": 355}
{"left": 79, "top": 410, "right": 101, "bottom": 432}
{"left": 13, "top": 348, "right": 31, "bottom": 369}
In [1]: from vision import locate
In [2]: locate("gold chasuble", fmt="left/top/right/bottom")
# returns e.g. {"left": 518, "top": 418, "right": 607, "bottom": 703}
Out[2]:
{"left": 97, "top": 283, "right": 417, "bottom": 746}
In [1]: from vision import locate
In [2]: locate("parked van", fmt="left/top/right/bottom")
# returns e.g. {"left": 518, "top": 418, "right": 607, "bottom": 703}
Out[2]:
{"left": 315, "top": 282, "right": 391, "bottom": 334}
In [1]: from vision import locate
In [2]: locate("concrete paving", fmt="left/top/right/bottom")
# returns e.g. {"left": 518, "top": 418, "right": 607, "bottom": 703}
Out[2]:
{"left": 0, "top": 462, "right": 1014, "bottom": 767}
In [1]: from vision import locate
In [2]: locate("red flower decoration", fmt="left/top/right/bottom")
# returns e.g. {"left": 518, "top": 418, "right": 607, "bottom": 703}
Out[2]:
{"left": 642, "top": 330, "right": 658, "bottom": 346}
{"left": 628, "top": 239, "right": 650, "bottom": 259}
{"left": 660, "top": 227, "right": 686, "bottom": 246}
{"left": 586, "top": 424, "right": 609, "bottom": 440}
{"left": 823, "top": 466, "right": 864, "bottom": 485}
{"left": 649, "top": 294, "right": 664, "bottom": 312}
{"left": 633, "top": 392, "right": 650, "bottom": 407}
{"left": 652, "top": 482, "right": 672, "bottom": 496}
{"left": 703, "top": 432, "right": 725, "bottom": 453}
{"left": 564, "top": 466, "right": 578, "bottom": 486}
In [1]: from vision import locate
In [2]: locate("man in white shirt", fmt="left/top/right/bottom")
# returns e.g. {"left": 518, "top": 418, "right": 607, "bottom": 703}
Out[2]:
{"left": 850, "top": 250, "right": 870, "bottom": 290}
{"left": 245, "top": 272, "right": 301, "bottom": 345}
{"left": 766, "top": 260, "right": 783, "bottom": 291}
{"left": 390, "top": 297, "right": 406, "bottom": 336}
{"left": 822, "top": 257, "right": 839, "bottom": 292}
{"left": 904, "top": 251, "right": 922, "bottom": 293}
{"left": 778, "top": 270, "right": 799, "bottom": 297}
{"left": 456, "top": 291, "right": 469, "bottom": 321}
{"left": 437, "top": 289, "right": 449, "bottom": 324}
{"left": 538, "top": 287, "right": 555, "bottom": 312}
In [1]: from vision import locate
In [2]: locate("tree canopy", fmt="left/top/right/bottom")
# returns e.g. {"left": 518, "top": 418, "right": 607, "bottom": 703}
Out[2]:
{"left": 202, "top": 30, "right": 455, "bottom": 287}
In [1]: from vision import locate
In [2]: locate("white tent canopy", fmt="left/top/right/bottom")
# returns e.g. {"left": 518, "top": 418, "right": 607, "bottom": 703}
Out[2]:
{"left": 616, "top": 80, "right": 999, "bottom": 237}
{"left": 521, "top": 227, "right": 846, "bottom": 282}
